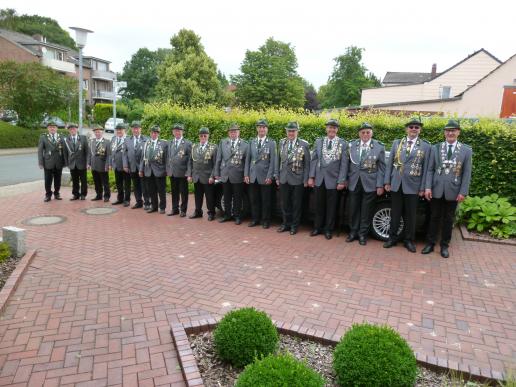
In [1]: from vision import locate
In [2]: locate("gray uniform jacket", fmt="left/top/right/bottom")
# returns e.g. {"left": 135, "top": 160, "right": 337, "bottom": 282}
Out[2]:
{"left": 109, "top": 136, "right": 127, "bottom": 172}
{"left": 309, "top": 137, "right": 347, "bottom": 189}
{"left": 425, "top": 141, "right": 472, "bottom": 201}
{"left": 344, "top": 139, "right": 386, "bottom": 192}
{"left": 188, "top": 142, "right": 218, "bottom": 184}
{"left": 277, "top": 138, "right": 310, "bottom": 186}
{"left": 244, "top": 137, "right": 276, "bottom": 184}
{"left": 139, "top": 139, "right": 168, "bottom": 177}
{"left": 38, "top": 133, "right": 65, "bottom": 169}
{"left": 87, "top": 138, "right": 110, "bottom": 172}
{"left": 123, "top": 135, "right": 148, "bottom": 173}
{"left": 215, "top": 138, "right": 248, "bottom": 183}
{"left": 64, "top": 135, "right": 89, "bottom": 170}
{"left": 384, "top": 137, "right": 431, "bottom": 195}
{"left": 166, "top": 138, "right": 192, "bottom": 178}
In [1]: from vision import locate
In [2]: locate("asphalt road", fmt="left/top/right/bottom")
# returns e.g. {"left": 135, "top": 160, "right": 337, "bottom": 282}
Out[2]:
{"left": 0, "top": 152, "right": 42, "bottom": 186}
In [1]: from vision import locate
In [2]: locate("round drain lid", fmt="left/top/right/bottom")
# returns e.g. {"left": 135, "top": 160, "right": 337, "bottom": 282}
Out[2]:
{"left": 23, "top": 215, "right": 66, "bottom": 226}
{"left": 82, "top": 207, "right": 118, "bottom": 215}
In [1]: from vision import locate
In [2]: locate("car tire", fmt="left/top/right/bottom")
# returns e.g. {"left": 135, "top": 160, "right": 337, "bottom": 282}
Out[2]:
{"left": 370, "top": 201, "right": 404, "bottom": 241}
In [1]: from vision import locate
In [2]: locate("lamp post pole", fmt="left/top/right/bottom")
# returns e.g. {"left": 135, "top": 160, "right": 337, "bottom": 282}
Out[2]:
{"left": 113, "top": 75, "right": 117, "bottom": 130}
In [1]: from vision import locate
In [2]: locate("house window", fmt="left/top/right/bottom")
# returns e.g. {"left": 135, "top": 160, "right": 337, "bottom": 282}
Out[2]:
{"left": 440, "top": 86, "right": 451, "bottom": 99}
{"left": 56, "top": 51, "right": 64, "bottom": 61}
{"left": 83, "top": 80, "right": 88, "bottom": 90}
{"left": 96, "top": 62, "right": 108, "bottom": 72}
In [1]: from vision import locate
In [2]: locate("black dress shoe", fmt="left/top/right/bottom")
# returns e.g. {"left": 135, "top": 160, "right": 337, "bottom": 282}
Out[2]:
{"left": 70, "top": 196, "right": 79, "bottom": 201}
{"left": 132, "top": 203, "right": 143, "bottom": 209}
{"left": 440, "top": 246, "right": 450, "bottom": 258}
{"left": 310, "top": 229, "right": 321, "bottom": 237}
{"left": 262, "top": 222, "right": 270, "bottom": 229}
{"left": 325, "top": 232, "right": 333, "bottom": 240}
{"left": 112, "top": 200, "right": 123, "bottom": 205}
{"left": 277, "top": 224, "right": 288, "bottom": 233}
{"left": 189, "top": 213, "right": 203, "bottom": 219}
{"left": 104, "top": 198, "right": 110, "bottom": 202}
{"left": 147, "top": 208, "right": 158, "bottom": 213}
{"left": 123, "top": 201, "right": 130, "bottom": 207}
{"left": 421, "top": 244, "right": 434, "bottom": 254}
{"left": 219, "top": 216, "right": 232, "bottom": 223}
{"left": 91, "top": 197, "right": 102, "bottom": 201}
{"left": 346, "top": 234, "right": 358, "bottom": 243}
{"left": 144, "top": 204, "right": 151, "bottom": 210}
{"left": 234, "top": 218, "right": 242, "bottom": 225}
{"left": 290, "top": 227, "right": 298, "bottom": 235}
{"left": 44, "top": 196, "right": 51, "bottom": 202}
{"left": 80, "top": 196, "right": 86, "bottom": 200}
{"left": 248, "top": 221, "right": 259, "bottom": 227}
{"left": 404, "top": 241, "right": 417, "bottom": 253}
{"left": 54, "top": 194, "right": 62, "bottom": 200}
{"left": 359, "top": 236, "right": 367, "bottom": 245}
{"left": 159, "top": 209, "right": 166, "bottom": 214}
{"left": 168, "top": 210, "right": 179, "bottom": 216}
{"left": 207, "top": 214, "right": 214, "bottom": 221}
{"left": 383, "top": 239, "right": 397, "bottom": 248}
{"left": 180, "top": 212, "right": 186, "bottom": 217}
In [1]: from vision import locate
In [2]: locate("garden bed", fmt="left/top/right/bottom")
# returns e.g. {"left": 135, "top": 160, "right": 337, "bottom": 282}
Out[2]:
{"left": 188, "top": 330, "right": 455, "bottom": 387}
{"left": 0, "top": 254, "right": 20, "bottom": 291}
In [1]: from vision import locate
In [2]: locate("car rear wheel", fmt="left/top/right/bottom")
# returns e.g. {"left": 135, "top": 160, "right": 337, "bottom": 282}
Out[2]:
{"left": 371, "top": 202, "right": 404, "bottom": 241}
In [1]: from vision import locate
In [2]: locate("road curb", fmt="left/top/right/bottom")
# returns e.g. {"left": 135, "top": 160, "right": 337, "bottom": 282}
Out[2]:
{"left": 0, "top": 249, "right": 37, "bottom": 315}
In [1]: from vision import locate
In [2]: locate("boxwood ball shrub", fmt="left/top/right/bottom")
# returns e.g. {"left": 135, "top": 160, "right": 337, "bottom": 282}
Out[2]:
{"left": 213, "top": 307, "right": 279, "bottom": 367}
{"left": 236, "top": 353, "right": 325, "bottom": 387}
{"left": 333, "top": 323, "right": 417, "bottom": 387}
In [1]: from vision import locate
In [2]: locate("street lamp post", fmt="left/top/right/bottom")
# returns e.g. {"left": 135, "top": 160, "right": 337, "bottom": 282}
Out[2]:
{"left": 69, "top": 27, "right": 93, "bottom": 133}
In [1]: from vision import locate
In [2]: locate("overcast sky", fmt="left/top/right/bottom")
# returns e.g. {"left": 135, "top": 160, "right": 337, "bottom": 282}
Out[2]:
{"left": 4, "top": 0, "right": 515, "bottom": 88}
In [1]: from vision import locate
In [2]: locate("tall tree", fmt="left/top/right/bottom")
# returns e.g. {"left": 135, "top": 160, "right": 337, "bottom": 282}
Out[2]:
{"left": 302, "top": 79, "right": 320, "bottom": 111}
{"left": 0, "top": 61, "right": 77, "bottom": 127}
{"left": 232, "top": 38, "right": 305, "bottom": 109}
{"left": 118, "top": 48, "right": 170, "bottom": 101}
{"left": 319, "top": 46, "right": 381, "bottom": 108}
{"left": 155, "top": 29, "right": 223, "bottom": 105}
{"left": 0, "top": 8, "right": 76, "bottom": 49}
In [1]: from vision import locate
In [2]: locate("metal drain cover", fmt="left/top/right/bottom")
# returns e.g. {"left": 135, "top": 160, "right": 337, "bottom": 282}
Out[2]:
{"left": 23, "top": 215, "right": 66, "bottom": 226}
{"left": 82, "top": 207, "right": 118, "bottom": 215}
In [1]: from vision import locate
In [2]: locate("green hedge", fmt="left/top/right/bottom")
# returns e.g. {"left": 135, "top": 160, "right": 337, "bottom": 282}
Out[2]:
{"left": 0, "top": 122, "right": 67, "bottom": 148}
{"left": 142, "top": 103, "right": 516, "bottom": 202}
{"left": 93, "top": 103, "right": 128, "bottom": 124}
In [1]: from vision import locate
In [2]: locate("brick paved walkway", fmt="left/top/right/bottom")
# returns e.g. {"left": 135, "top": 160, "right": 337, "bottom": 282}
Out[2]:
{"left": 0, "top": 188, "right": 515, "bottom": 385}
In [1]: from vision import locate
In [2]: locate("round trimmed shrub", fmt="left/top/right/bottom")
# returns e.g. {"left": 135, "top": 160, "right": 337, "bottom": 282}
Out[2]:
{"left": 236, "top": 353, "right": 325, "bottom": 387}
{"left": 333, "top": 323, "right": 417, "bottom": 387}
{"left": 213, "top": 307, "right": 278, "bottom": 367}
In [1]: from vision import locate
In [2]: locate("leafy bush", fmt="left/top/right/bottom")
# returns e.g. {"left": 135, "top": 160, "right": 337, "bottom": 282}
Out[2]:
{"left": 142, "top": 104, "right": 516, "bottom": 202}
{"left": 458, "top": 194, "right": 516, "bottom": 239}
{"left": 93, "top": 103, "right": 128, "bottom": 124}
{"left": 213, "top": 307, "right": 279, "bottom": 368}
{"left": 0, "top": 121, "right": 67, "bottom": 148}
{"left": 0, "top": 242, "right": 11, "bottom": 262}
{"left": 333, "top": 323, "right": 417, "bottom": 387}
{"left": 236, "top": 353, "right": 325, "bottom": 387}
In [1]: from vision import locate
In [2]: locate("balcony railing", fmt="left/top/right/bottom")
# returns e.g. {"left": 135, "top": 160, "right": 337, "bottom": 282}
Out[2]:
{"left": 91, "top": 70, "right": 116, "bottom": 81}
{"left": 41, "top": 57, "right": 75, "bottom": 73}
{"left": 93, "top": 90, "right": 114, "bottom": 100}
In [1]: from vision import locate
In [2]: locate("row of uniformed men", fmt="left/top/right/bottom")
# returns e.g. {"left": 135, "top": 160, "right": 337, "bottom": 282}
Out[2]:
{"left": 38, "top": 116, "right": 471, "bottom": 258}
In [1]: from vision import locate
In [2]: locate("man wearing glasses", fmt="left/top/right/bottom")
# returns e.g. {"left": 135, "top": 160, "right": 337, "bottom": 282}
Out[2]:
{"left": 384, "top": 118, "right": 431, "bottom": 252}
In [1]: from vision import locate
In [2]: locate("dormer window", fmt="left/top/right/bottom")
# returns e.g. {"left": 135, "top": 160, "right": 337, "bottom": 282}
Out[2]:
{"left": 439, "top": 86, "right": 451, "bottom": 99}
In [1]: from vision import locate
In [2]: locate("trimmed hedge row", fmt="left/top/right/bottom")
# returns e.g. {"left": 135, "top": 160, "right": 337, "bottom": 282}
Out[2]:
{"left": 0, "top": 122, "right": 67, "bottom": 148}
{"left": 142, "top": 103, "right": 516, "bottom": 202}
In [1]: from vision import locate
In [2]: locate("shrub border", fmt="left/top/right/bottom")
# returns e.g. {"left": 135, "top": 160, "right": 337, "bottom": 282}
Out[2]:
{"left": 459, "top": 225, "right": 516, "bottom": 246}
{"left": 170, "top": 316, "right": 505, "bottom": 387}
{"left": 0, "top": 249, "right": 37, "bottom": 315}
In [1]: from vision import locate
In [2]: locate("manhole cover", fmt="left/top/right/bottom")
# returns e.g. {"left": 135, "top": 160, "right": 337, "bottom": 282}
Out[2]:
{"left": 82, "top": 207, "right": 118, "bottom": 215}
{"left": 23, "top": 215, "right": 66, "bottom": 226}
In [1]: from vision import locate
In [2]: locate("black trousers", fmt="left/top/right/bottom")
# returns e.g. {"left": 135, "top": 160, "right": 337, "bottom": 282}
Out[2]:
{"left": 44, "top": 167, "right": 62, "bottom": 197}
{"left": 145, "top": 174, "right": 166, "bottom": 210}
{"left": 92, "top": 170, "right": 110, "bottom": 199}
{"left": 427, "top": 197, "right": 458, "bottom": 247}
{"left": 249, "top": 182, "right": 272, "bottom": 223}
{"left": 193, "top": 182, "right": 215, "bottom": 216}
{"left": 114, "top": 169, "right": 131, "bottom": 202}
{"left": 223, "top": 182, "right": 243, "bottom": 218}
{"left": 130, "top": 171, "right": 148, "bottom": 205}
{"left": 280, "top": 183, "right": 304, "bottom": 228}
{"left": 348, "top": 179, "right": 377, "bottom": 238}
{"left": 389, "top": 187, "right": 418, "bottom": 242}
{"left": 314, "top": 183, "right": 338, "bottom": 232}
{"left": 70, "top": 167, "right": 87, "bottom": 197}
{"left": 170, "top": 176, "right": 189, "bottom": 213}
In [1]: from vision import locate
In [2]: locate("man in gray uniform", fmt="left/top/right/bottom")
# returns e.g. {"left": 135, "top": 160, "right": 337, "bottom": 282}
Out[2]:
{"left": 308, "top": 118, "right": 347, "bottom": 239}
{"left": 343, "top": 123, "right": 386, "bottom": 245}
{"left": 384, "top": 118, "right": 431, "bottom": 252}
{"left": 87, "top": 125, "right": 110, "bottom": 202}
{"left": 422, "top": 119, "right": 472, "bottom": 258}
{"left": 64, "top": 122, "right": 89, "bottom": 200}
{"left": 187, "top": 127, "right": 218, "bottom": 221}
{"left": 276, "top": 122, "right": 310, "bottom": 235}
{"left": 38, "top": 120, "right": 65, "bottom": 202}
{"left": 123, "top": 121, "right": 149, "bottom": 209}
{"left": 110, "top": 123, "right": 131, "bottom": 207}
{"left": 215, "top": 123, "right": 248, "bottom": 225}
{"left": 244, "top": 119, "right": 276, "bottom": 229}
{"left": 139, "top": 126, "right": 168, "bottom": 214}
{"left": 167, "top": 123, "right": 192, "bottom": 217}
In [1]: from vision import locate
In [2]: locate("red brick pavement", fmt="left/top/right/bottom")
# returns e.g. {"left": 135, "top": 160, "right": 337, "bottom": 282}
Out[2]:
{"left": 0, "top": 188, "right": 515, "bottom": 385}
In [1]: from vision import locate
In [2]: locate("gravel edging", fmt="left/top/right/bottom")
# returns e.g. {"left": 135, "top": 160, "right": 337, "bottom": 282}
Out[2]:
{"left": 0, "top": 249, "right": 37, "bottom": 315}
{"left": 460, "top": 224, "right": 516, "bottom": 246}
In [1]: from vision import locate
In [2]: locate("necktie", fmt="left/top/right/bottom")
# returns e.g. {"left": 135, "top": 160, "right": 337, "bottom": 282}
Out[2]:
{"left": 360, "top": 144, "right": 366, "bottom": 161}
{"left": 134, "top": 138, "right": 137, "bottom": 148}
{"left": 73, "top": 136, "right": 76, "bottom": 145}
{"left": 447, "top": 144, "right": 453, "bottom": 159}
{"left": 51, "top": 135, "right": 56, "bottom": 144}
{"left": 231, "top": 140, "right": 235, "bottom": 150}
{"left": 406, "top": 140, "right": 413, "bottom": 157}
{"left": 175, "top": 140, "right": 179, "bottom": 148}
{"left": 288, "top": 141, "right": 293, "bottom": 152}
{"left": 258, "top": 139, "right": 262, "bottom": 150}
{"left": 327, "top": 140, "right": 332, "bottom": 150}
